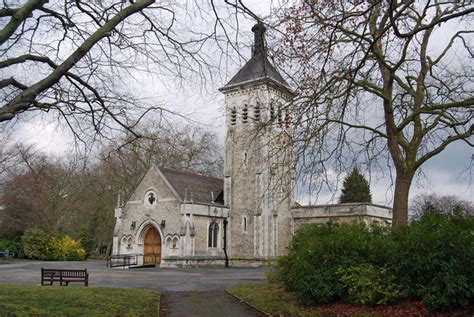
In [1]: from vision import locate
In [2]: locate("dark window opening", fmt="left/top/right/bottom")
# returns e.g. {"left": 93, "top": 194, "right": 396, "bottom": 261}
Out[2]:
{"left": 231, "top": 108, "right": 237, "bottom": 126}
{"left": 208, "top": 221, "right": 219, "bottom": 248}
{"left": 148, "top": 192, "right": 156, "bottom": 205}
{"left": 243, "top": 104, "right": 248, "bottom": 123}
{"left": 254, "top": 104, "right": 261, "bottom": 121}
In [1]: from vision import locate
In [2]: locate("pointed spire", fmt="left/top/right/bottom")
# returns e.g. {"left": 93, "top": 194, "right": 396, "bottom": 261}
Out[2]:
{"left": 251, "top": 22, "right": 266, "bottom": 57}
{"left": 220, "top": 20, "right": 293, "bottom": 94}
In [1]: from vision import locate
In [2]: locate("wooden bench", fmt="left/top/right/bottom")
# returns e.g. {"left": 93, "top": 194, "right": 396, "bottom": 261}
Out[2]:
{"left": 41, "top": 268, "right": 89, "bottom": 286}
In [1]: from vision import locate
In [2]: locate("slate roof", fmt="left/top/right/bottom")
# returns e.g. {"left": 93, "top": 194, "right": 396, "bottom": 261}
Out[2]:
{"left": 223, "top": 55, "right": 291, "bottom": 90}
{"left": 159, "top": 167, "right": 224, "bottom": 206}
{"left": 220, "top": 22, "right": 292, "bottom": 92}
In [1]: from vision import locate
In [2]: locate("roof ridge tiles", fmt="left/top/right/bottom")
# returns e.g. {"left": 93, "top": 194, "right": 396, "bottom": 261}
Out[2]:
{"left": 159, "top": 167, "right": 223, "bottom": 181}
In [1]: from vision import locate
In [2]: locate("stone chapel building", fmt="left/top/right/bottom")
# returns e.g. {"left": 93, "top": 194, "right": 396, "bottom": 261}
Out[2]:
{"left": 111, "top": 23, "right": 392, "bottom": 268}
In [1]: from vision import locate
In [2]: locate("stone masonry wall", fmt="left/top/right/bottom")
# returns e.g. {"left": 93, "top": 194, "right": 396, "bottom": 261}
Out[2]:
{"left": 224, "top": 82, "right": 294, "bottom": 259}
{"left": 115, "top": 167, "right": 182, "bottom": 259}
{"left": 291, "top": 203, "right": 393, "bottom": 233}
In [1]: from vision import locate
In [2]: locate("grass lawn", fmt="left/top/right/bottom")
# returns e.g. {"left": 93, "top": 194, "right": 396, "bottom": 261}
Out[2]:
{"left": 0, "top": 285, "right": 160, "bottom": 316}
{"left": 227, "top": 283, "right": 442, "bottom": 317}
{"left": 227, "top": 283, "right": 312, "bottom": 316}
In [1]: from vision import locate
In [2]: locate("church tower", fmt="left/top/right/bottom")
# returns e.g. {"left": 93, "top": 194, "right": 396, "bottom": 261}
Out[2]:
{"left": 219, "top": 22, "right": 295, "bottom": 263}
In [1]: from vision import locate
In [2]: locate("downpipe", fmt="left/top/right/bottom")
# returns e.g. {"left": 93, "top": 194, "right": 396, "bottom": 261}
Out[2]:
{"left": 223, "top": 218, "right": 229, "bottom": 268}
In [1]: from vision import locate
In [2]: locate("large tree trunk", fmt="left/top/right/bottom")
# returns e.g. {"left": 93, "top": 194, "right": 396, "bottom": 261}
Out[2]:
{"left": 392, "top": 171, "right": 415, "bottom": 226}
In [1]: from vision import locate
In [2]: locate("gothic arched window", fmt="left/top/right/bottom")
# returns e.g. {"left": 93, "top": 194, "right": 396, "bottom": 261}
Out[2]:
{"left": 208, "top": 221, "right": 219, "bottom": 248}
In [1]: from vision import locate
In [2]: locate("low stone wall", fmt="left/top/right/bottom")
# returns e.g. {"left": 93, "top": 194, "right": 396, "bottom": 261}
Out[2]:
{"left": 229, "top": 257, "right": 274, "bottom": 268}
{"left": 291, "top": 203, "right": 392, "bottom": 232}
{"left": 160, "top": 256, "right": 274, "bottom": 268}
{"left": 161, "top": 255, "right": 226, "bottom": 268}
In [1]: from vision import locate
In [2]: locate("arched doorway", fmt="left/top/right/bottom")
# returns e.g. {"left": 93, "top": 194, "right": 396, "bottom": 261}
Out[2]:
{"left": 144, "top": 226, "right": 161, "bottom": 265}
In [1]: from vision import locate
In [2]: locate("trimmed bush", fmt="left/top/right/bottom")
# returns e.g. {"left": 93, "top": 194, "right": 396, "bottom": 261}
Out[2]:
{"left": 22, "top": 227, "right": 85, "bottom": 261}
{"left": 277, "top": 222, "right": 388, "bottom": 304}
{"left": 46, "top": 236, "right": 86, "bottom": 261}
{"left": 389, "top": 213, "right": 474, "bottom": 311}
{"left": 276, "top": 215, "right": 474, "bottom": 312}
{"left": 338, "top": 263, "right": 401, "bottom": 305}
{"left": 22, "top": 227, "right": 50, "bottom": 260}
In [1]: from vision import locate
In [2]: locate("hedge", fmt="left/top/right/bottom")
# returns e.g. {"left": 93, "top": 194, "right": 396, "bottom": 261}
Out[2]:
{"left": 22, "top": 227, "right": 86, "bottom": 261}
{"left": 276, "top": 214, "right": 474, "bottom": 311}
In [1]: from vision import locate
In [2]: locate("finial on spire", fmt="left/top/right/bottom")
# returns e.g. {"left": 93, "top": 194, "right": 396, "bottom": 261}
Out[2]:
{"left": 251, "top": 21, "right": 266, "bottom": 57}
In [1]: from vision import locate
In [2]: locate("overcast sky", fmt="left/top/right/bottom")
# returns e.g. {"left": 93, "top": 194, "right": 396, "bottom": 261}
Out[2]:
{"left": 7, "top": 1, "right": 473, "bottom": 205}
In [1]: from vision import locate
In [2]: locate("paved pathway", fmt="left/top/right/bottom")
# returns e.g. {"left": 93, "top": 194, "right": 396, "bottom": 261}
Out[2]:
{"left": 0, "top": 259, "right": 267, "bottom": 291}
{"left": 1, "top": 260, "right": 268, "bottom": 315}
{"left": 160, "top": 291, "right": 265, "bottom": 317}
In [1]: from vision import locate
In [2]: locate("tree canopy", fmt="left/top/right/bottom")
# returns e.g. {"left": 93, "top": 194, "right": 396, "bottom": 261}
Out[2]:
{"left": 276, "top": 0, "right": 474, "bottom": 225}
{"left": 410, "top": 193, "right": 474, "bottom": 220}
{"left": 2, "top": 1, "right": 472, "bottom": 229}
{"left": 339, "top": 168, "right": 372, "bottom": 204}
{"left": 0, "top": 125, "right": 222, "bottom": 249}
{"left": 0, "top": 0, "right": 245, "bottom": 141}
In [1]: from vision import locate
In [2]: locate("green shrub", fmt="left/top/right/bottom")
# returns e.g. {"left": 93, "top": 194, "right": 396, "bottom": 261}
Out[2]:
{"left": 22, "top": 227, "right": 50, "bottom": 259}
{"left": 45, "top": 236, "right": 86, "bottom": 261}
{"left": 78, "top": 226, "right": 95, "bottom": 257}
{"left": 22, "top": 227, "right": 85, "bottom": 261}
{"left": 66, "top": 248, "right": 86, "bottom": 261}
{"left": 390, "top": 213, "right": 474, "bottom": 311}
{"left": 338, "top": 263, "right": 401, "bottom": 305}
{"left": 0, "top": 235, "right": 22, "bottom": 256}
{"left": 63, "top": 236, "right": 86, "bottom": 260}
{"left": 277, "top": 214, "right": 474, "bottom": 312}
{"left": 277, "top": 222, "right": 388, "bottom": 304}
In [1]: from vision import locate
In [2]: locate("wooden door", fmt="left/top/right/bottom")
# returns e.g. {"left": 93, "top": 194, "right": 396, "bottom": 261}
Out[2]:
{"left": 144, "top": 227, "right": 161, "bottom": 265}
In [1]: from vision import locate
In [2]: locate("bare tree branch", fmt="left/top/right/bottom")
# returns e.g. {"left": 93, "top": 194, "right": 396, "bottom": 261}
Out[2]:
{"left": 276, "top": 0, "right": 474, "bottom": 225}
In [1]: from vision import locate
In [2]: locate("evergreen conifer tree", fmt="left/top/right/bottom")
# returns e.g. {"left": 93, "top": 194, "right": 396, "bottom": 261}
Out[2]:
{"left": 339, "top": 168, "right": 372, "bottom": 203}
